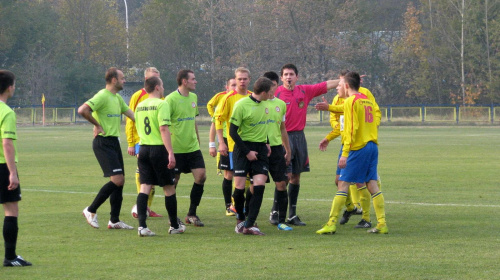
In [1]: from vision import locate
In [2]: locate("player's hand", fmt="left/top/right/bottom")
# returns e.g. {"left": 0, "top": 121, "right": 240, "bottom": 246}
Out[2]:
{"left": 338, "top": 156, "right": 347, "bottom": 169}
{"left": 209, "top": 147, "right": 217, "bottom": 157}
{"left": 246, "top": 151, "right": 258, "bottom": 161}
{"left": 7, "top": 173, "right": 19, "bottom": 190}
{"left": 127, "top": 146, "right": 136, "bottom": 156}
{"left": 315, "top": 96, "right": 330, "bottom": 111}
{"left": 284, "top": 151, "right": 291, "bottom": 166}
{"left": 93, "top": 125, "right": 105, "bottom": 137}
{"left": 360, "top": 74, "right": 367, "bottom": 84}
{"left": 266, "top": 144, "right": 271, "bottom": 157}
{"left": 218, "top": 143, "right": 229, "bottom": 156}
{"left": 319, "top": 138, "right": 329, "bottom": 151}
{"left": 167, "top": 154, "right": 176, "bottom": 169}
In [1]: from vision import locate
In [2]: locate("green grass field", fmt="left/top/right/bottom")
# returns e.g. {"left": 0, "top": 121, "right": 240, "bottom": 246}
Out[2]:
{"left": 2, "top": 125, "right": 500, "bottom": 279}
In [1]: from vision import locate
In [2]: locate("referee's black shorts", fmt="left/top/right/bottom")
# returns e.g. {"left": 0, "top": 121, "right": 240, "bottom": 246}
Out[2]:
{"left": 0, "top": 164, "right": 21, "bottom": 204}
{"left": 93, "top": 136, "right": 124, "bottom": 177}
{"left": 138, "top": 145, "right": 176, "bottom": 186}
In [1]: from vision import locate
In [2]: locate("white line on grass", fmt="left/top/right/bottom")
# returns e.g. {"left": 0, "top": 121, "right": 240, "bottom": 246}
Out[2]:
{"left": 23, "top": 188, "right": 500, "bottom": 208}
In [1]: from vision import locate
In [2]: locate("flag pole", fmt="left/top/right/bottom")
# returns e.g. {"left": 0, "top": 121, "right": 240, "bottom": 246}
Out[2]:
{"left": 42, "top": 94, "right": 46, "bottom": 126}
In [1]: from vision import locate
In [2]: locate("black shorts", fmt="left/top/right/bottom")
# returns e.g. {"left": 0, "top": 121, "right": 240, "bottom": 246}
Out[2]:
{"left": 174, "top": 150, "right": 206, "bottom": 174}
{"left": 93, "top": 136, "right": 125, "bottom": 177}
{"left": 268, "top": 145, "right": 287, "bottom": 182}
{"left": 233, "top": 141, "right": 269, "bottom": 178}
{"left": 287, "top": 130, "right": 310, "bottom": 174}
{"left": 138, "top": 145, "right": 176, "bottom": 186}
{"left": 0, "top": 164, "right": 21, "bottom": 204}
{"left": 218, "top": 138, "right": 232, "bottom": 171}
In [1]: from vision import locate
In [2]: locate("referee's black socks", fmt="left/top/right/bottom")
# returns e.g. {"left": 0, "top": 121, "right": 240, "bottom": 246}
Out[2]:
{"left": 288, "top": 183, "right": 300, "bottom": 218}
{"left": 222, "top": 178, "right": 233, "bottom": 207}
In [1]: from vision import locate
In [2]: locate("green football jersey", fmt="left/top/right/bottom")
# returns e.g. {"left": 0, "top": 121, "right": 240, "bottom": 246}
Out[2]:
{"left": 85, "top": 89, "right": 130, "bottom": 137}
{"left": 230, "top": 96, "right": 269, "bottom": 143}
{"left": 0, "top": 102, "right": 17, "bottom": 163}
{"left": 135, "top": 98, "right": 171, "bottom": 145}
{"left": 165, "top": 90, "right": 200, "bottom": 153}
{"left": 266, "top": 98, "right": 287, "bottom": 146}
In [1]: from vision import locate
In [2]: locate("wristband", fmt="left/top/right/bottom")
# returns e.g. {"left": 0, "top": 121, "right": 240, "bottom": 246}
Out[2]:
{"left": 209, "top": 142, "right": 216, "bottom": 148}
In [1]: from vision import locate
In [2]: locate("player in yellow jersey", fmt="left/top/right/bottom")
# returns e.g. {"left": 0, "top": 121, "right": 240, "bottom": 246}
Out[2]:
{"left": 214, "top": 67, "right": 253, "bottom": 216}
{"left": 126, "top": 67, "right": 163, "bottom": 218}
{"left": 207, "top": 77, "right": 237, "bottom": 216}
{"left": 315, "top": 70, "right": 381, "bottom": 228}
{"left": 316, "top": 72, "right": 388, "bottom": 235}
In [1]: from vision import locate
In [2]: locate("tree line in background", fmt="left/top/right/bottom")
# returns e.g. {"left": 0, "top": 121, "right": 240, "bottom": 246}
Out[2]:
{"left": 1, "top": 0, "right": 499, "bottom": 106}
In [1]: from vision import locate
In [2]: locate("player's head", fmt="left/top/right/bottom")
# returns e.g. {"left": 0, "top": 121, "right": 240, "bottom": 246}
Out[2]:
{"left": 263, "top": 71, "right": 279, "bottom": 87}
{"left": 339, "top": 69, "right": 350, "bottom": 78}
{"left": 235, "top": 67, "right": 250, "bottom": 91}
{"left": 226, "top": 77, "right": 237, "bottom": 92}
{"left": 344, "top": 71, "right": 361, "bottom": 92}
{"left": 280, "top": 63, "right": 298, "bottom": 88}
{"left": 0, "top": 70, "right": 16, "bottom": 96}
{"left": 177, "top": 69, "right": 196, "bottom": 91}
{"left": 144, "top": 67, "right": 160, "bottom": 79}
{"left": 253, "top": 77, "right": 274, "bottom": 101}
{"left": 105, "top": 67, "right": 125, "bottom": 91}
{"left": 144, "top": 76, "right": 164, "bottom": 96}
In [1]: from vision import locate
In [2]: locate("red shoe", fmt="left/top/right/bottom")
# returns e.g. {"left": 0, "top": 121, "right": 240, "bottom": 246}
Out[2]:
{"left": 148, "top": 209, "right": 163, "bottom": 218}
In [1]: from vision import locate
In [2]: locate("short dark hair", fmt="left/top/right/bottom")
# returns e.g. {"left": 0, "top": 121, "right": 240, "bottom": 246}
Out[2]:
{"left": 0, "top": 70, "right": 15, "bottom": 94}
{"left": 253, "top": 77, "right": 273, "bottom": 95}
{"left": 280, "top": 63, "right": 298, "bottom": 76}
{"left": 344, "top": 71, "right": 360, "bottom": 91}
{"left": 263, "top": 71, "right": 279, "bottom": 84}
{"left": 339, "top": 69, "right": 350, "bottom": 77}
{"left": 105, "top": 67, "right": 119, "bottom": 84}
{"left": 226, "top": 77, "right": 235, "bottom": 85}
{"left": 144, "top": 76, "right": 162, "bottom": 93}
{"left": 177, "top": 69, "right": 194, "bottom": 86}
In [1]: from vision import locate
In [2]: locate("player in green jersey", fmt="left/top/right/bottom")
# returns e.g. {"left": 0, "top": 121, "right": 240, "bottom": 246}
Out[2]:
{"left": 165, "top": 69, "right": 206, "bottom": 227}
{"left": 0, "top": 70, "right": 32, "bottom": 267}
{"left": 135, "top": 76, "right": 185, "bottom": 236}
{"left": 230, "top": 77, "right": 274, "bottom": 235}
{"left": 79, "top": 67, "right": 135, "bottom": 230}
{"left": 263, "top": 72, "right": 293, "bottom": 231}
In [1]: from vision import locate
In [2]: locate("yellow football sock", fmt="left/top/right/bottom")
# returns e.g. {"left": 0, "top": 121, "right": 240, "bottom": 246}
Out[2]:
{"left": 349, "top": 184, "right": 361, "bottom": 209}
{"left": 372, "top": 191, "right": 386, "bottom": 228}
{"left": 135, "top": 168, "right": 141, "bottom": 194}
{"left": 148, "top": 187, "right": 155, "bottom": 208}
{"left": 345, "top": 188, "right": 355, "bottom": 212}
{"left": 328, "top": 191, "right": 348, "bottom": 224}
{"left": 359, "top": 187, "right": 371, "bottom": 222}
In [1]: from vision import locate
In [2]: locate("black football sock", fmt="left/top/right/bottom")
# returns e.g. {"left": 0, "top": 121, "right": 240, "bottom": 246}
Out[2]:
{"left": 137, "top": 193, "right": 149, "bottom": 228}
{"left": 109, "top": 185, "right": 124, "bottom": 223}
{"left": 188, "top": 183, "right": 204, "bottom": 216}
{"left": 288, "top": 183, "right": 300, "bottom": 218}
{"left": 165, "top": 194, "right": 179, "bottom": 228}
{"left": 3, "top": 216, "right": 18, "bottom": 260}
{"left": 245, "top": 185, "right": 265, "bottom": 228}
{"left": 88, "top": 181, "right": 118, "bottom": 213}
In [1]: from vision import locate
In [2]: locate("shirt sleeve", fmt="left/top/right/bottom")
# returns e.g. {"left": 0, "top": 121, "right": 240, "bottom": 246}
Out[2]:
{"left": 342, "top": 98, "right": 358, "bottom": 157}
{"left": 214, "top": 94, "right": 230, "bottom": 130}
{"left": 0, "top": 111, "right": 17, "bottom": 140}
